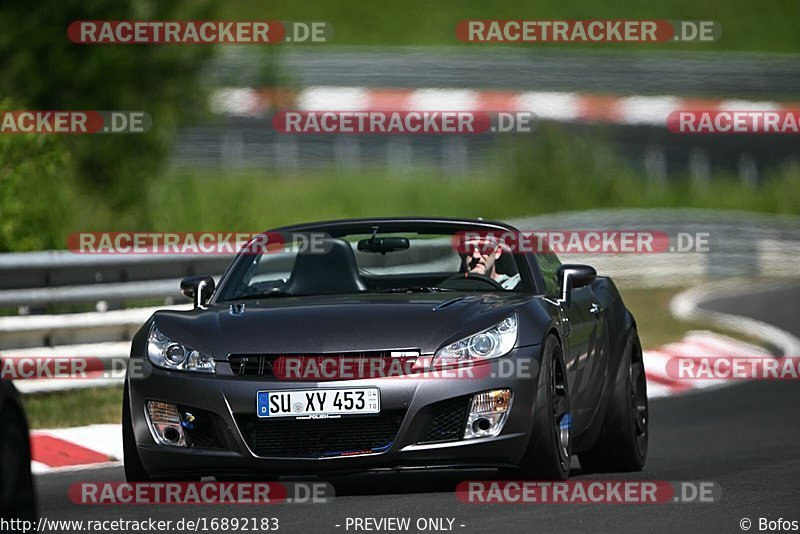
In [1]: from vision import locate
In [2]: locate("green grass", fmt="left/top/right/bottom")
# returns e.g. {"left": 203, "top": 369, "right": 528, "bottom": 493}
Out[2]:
{"left": 142, "top": 169, "right": 800, "bottom": 235}
{"left": 620, "top": 286, "right": 710, "bottom": 348}
{"left": 23, "top": 386, "right": 123, "bottom": 430}
{"left": 140, "top": 123, "right": 800, "bottom": 234}
{"left": 619, "top": 285, "right": 768, "bottom": 349}
{"left": 226, "top": 0, "right": 800, "bottom": 52}
{"left": 4, "top": 126, "right": 800, "bottom": 253}
{"left": 8, "top": 166, "right": 800, "bottom": 253}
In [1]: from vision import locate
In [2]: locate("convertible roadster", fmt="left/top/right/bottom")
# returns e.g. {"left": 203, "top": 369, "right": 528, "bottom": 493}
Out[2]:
{"left": 123, "top": 217, "right": 648, "bottom": 481}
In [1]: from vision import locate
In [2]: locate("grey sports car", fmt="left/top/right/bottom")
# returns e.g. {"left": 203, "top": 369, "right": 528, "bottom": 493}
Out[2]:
{"left": 123, "top": 217, "right": 648, "bottom": 481}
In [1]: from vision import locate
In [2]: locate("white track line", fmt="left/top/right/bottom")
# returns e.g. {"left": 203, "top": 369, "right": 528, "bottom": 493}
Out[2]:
{"left": 671, "top": 280, "right": 800, "bottom": 357}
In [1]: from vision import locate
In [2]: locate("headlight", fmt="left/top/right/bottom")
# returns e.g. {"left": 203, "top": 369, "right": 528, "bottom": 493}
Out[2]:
{"left": 432, "top": 313, "right": 518, "bottom": 367}
{"left": 147, "top": 325, "right": 215, "bottom": 373}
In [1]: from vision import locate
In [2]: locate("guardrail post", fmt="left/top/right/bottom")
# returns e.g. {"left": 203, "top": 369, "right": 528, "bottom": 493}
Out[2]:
{"left": 737, "top": 152, "right": 759, "bottom": 187}
{"left": 335, "top": 137, "right": 361, "bottom": 170}
{"left": 387, "top": 138, "right": 413, "bottom": 174}
{"left": 441, "top": 137, "right": 469, "bottom": 177}
{"left": 221, "top": 131, "right": 245, "bottom": 167}
{"left": 644, "top": 145, "right": 667, "bottom": 185}
{"left": 689, "top": 148, "right": 711, "bottom": 186}
{"left": 275, "top": 136, "right": 299, "bottom": 172}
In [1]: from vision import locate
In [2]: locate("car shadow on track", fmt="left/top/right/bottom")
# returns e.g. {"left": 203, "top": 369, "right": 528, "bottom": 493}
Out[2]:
{"left": 274, "top": 468, "right": 584, "bottom": 497}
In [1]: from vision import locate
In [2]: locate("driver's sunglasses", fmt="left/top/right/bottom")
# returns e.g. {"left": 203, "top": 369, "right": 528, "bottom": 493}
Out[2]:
{"left": 459, "top": 242, "right": 497, "bottom": 258}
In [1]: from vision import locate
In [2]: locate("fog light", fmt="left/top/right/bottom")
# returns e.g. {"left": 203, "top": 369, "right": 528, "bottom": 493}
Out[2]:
{"left": 146, "top": 401, "right": 187, "bottom": 447}
{"left": 464, "top": 389, "right": 511, "bottom": 439}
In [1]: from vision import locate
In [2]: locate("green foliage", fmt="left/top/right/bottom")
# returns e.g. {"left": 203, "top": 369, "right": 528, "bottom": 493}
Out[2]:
{"left": 1, "top": 0, "right": 797, "bottom": 251}
{"left": 0, "top": 0, "right": 219, "bottom": 208}
{"left": 3, "top": 119, "right": 799, "bottom": 251}
{"left": 235, "top": 0, "right": 799, "bottom": 51}
{"left": 0, "top": 107, "right": 73, "bottom": 251}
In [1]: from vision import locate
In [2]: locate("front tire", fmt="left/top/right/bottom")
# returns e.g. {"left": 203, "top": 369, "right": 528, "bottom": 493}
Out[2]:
{"left": 579, "top": 328, "right": 648, "bottom": 473}
{"left": 517, "top": 334, "right": 572, "bottom": 480}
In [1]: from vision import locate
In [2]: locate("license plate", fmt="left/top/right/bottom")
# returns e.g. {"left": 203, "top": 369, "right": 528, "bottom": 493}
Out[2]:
{"left": 256, "top": 387, "right": 380, "bottom": 418}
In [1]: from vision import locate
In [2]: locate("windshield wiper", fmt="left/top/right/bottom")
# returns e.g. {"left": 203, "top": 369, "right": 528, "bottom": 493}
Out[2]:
{"left": 375, "top": 286, "right": 456, "bottom": 293}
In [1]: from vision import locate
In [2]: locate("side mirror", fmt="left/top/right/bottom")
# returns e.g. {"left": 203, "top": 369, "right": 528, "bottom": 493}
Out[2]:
{"left": 556, "top": 264, "right": 597, "bottom": 307}
{"left": 180, "top": 275, "right": 215, "bottom": 309}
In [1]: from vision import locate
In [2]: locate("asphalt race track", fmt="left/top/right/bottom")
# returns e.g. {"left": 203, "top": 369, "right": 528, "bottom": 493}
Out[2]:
{"left": 34, "top": 284, "right": 800, "bottom": 534}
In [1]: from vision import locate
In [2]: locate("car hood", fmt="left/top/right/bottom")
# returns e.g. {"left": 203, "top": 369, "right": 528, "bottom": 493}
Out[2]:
{"left": 149, "top": 293, "right": 537, "bottom": 358}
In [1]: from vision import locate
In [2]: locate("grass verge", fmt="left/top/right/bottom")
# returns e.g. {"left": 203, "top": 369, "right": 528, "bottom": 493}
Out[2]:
{"left": 23, "top": 386, "right": 123, "bottom": 430}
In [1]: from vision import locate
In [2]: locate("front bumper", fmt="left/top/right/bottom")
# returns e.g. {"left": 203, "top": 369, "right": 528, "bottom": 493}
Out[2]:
{"left": 128, "top": 346, "right": 541, "bottom": 478}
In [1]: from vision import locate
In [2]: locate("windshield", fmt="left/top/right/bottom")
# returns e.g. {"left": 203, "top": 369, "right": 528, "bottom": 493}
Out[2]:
{"left": 215, "top": 230, "right": 530, "bottom": 300}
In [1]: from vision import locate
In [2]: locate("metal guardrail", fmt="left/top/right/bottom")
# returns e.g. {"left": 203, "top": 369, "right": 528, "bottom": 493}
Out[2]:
{"left": 2, "top": 209, "right": 799, "bottom": 314}
{"left": 0, "top": 279, "right": 183, "bottom": 308}
{"left": 0, "top": 305, "right": 189, "bottom": 350}
{"left": 6, "top": 342, "right": 131, "bottom": 394}
{"left": 0, "top": 251, "right": 233, "bottom": 292}
{"left": 213, "top": 47, "right": 800, "bottom": 98}
{"left": 514, "top": 208, "right": 800, "bottom": 281}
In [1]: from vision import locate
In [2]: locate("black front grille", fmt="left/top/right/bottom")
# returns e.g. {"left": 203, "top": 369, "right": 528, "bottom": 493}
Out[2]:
{"left": 236, "top": 411, "right": 405, "bottom": 458}
{"left": 228, "top": 352, "right": 417, "bottom": 380}
{"left": 228, "top": 354, "right": 278, "bottom": 376}
{"left": 420, "top": 397, "right": 470, "bottom": 443}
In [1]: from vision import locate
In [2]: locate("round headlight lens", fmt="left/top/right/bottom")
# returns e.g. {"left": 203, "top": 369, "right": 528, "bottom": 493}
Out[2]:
{"left": 469, "top": 332, "right": 498, "bottom": 357}
{"left": 165, "top": 343, "right": 186, "bottom": 364}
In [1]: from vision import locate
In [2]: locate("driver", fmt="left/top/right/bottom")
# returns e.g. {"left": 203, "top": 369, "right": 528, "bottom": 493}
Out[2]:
{"left": 461, "top": 235, "right": 520, "bottom": 290}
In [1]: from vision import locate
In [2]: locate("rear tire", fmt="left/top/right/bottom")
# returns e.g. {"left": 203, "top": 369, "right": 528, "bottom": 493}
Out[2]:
{"left": 122, "top": 382, "right": 152, "bottom": 482}
{"left": 579, "top": 328, "right": 648, "bottom": 473}
{"left": 517, "top": 334, "right": 571, "bottom": 480}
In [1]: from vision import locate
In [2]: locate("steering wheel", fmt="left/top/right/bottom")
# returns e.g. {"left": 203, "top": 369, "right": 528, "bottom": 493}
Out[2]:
{"left": 441, "top": 272, "right": 506, "bottom": 291}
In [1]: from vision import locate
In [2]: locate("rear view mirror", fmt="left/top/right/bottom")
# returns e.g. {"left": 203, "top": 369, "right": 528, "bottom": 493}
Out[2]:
{"left": 357, "top": 237, "right": 410, "bottom": 255}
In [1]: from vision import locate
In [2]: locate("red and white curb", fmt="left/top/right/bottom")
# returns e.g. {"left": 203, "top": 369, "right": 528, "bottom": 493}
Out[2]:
{"left": 28, "top": 331, "right": 768, "bottom": 474}
{"left": 30, "top": 424, "right": 122, "bottom": 474}
{"left": 643, "top": 330, "right": 769, "bottom": 399}
{"left": 211, "top": 86, "right": 798, "bottom": 126}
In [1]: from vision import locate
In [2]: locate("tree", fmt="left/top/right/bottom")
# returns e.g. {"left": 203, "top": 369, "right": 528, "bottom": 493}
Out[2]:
{"left": 0, "top": 0, "right": 218, "bottom": 209}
